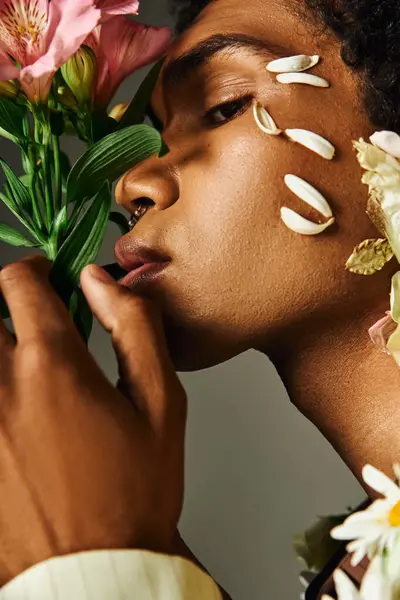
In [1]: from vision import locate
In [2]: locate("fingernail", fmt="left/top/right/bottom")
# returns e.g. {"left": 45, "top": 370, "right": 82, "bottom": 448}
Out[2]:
{"left": 88, "top": 265, "right": 114, "bottom": 284}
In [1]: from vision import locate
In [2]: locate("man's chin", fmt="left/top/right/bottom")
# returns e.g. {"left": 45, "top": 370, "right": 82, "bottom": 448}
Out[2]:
{"left": 163, "top": 319, "right": 241, "bottom": 373}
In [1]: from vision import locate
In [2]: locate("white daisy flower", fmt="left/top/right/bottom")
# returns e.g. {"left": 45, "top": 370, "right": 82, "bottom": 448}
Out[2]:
{"left": 323, "top": 537, "right": 400, "bottom": 600}
{"left": 330, "top": 464, "right": 400, "bottom": 566}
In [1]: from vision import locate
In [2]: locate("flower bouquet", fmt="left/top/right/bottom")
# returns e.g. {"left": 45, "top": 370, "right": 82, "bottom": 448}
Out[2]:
{"left": 0, "top": 0, "right": 171, "bottom": 340}
{"left": 295, "top": 464, "right": 400, "bottom": 599}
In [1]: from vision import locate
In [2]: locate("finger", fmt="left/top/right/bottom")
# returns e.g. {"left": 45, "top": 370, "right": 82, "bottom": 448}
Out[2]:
{"left": 81, "top": 264, "right": 187, "bottom": 433}
{"left": 0, "top": 256, "right": 74, "bottom": 343}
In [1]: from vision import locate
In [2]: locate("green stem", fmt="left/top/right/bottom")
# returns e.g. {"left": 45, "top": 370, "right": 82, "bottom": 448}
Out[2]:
{"left": 26, "top": 144, "right": 44, "bottom": 232}
{"left": 32, "top": 117, "right": 49, "bottom": 230}
{"left": 39, "top": 125, "right": 54, "bottom": 229}
{"left": 52, "top": 133, "right": 62, "bottom": 214}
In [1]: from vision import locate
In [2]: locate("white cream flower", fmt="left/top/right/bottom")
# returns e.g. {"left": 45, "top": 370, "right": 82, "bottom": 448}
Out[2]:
{"left": 330, "top": 464, "right": 400, "bottom": 566}
{"left": 323, "top": 537, "right": 400, "bottom": 600}
{"left": 354, "top": 137, "right": 400, "bottom": 363}
{"left": 354, "top": 138, "right": 400, "bottom": 261}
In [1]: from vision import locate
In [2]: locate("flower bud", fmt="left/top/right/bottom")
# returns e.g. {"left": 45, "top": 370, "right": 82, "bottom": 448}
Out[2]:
{"left": 56, "top": 86, "right": 78, "bottom": 110}
{"left": 108, "top": 103, "right": 128, "bottom": 122}
{"left": 61, "top": 45, "right": 96, "bottom": 106}
{"left": 0, "top": 80, "right": 18, "bottom": 99}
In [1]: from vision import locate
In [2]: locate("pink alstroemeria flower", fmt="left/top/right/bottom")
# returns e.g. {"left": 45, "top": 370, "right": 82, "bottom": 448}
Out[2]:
{"left": 0, "top": 0, "right": 140, "bottom": 104}
{"left": 0, "top": 0, "right": 102, "bottom": 103}
{"left": 86, "top": 16, "right": 171, "bottom": 110}
{"left": 97, "top": 0, "right": 139, "bottom": 16}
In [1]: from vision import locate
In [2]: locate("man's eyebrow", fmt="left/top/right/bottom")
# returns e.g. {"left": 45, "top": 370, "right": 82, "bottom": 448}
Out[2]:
{"left": 161, "top": 33, "right": 288, "bottom": 91}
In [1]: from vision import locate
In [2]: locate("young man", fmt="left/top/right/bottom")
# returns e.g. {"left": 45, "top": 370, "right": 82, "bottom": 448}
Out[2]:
{"left": 0, "top": 0, "right": 399, "bottom": 597}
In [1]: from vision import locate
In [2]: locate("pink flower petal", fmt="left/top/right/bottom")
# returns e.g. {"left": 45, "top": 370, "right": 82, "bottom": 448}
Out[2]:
{"left": 369, "top": 311, "right": 397, "bottom": 354}
{"left": 44, "top": 0, "right": 101, "bottom": 71}
{"left": 0, "top": 0, "right": 49, "bottom": 68}
{"left": 22, "top": 0, "right": 101, "bottom": 102}
{"left": 96, "top": 0, "right": 139, "bottom": 15}
{"left": 94, "top": 16, "right": 171, "bottom": 109}
{"left": 0, "top": 49, "right": 19, "bottom": 81}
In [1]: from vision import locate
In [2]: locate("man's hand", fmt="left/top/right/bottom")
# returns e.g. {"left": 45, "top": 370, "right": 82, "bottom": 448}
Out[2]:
{"left": 0, "top": 256, "right": 187, "bottom": 586}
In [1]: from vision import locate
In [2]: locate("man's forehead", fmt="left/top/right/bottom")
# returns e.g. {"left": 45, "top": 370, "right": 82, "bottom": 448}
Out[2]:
{"left": 149, "top": 0, "right": 313, "bottom": 121}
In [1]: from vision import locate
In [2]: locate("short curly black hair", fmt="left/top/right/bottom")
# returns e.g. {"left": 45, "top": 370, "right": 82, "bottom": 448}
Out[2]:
{"left": 168, "top": 0, "right": 400, "bottom": 133}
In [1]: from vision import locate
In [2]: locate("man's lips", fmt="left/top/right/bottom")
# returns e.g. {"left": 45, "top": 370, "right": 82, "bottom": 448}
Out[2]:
{"left": 114, "top": 240, "right": 171, "bottom": 288}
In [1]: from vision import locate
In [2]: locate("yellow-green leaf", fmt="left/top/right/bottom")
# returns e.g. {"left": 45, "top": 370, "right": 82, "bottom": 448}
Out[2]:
{"left": 345, "top": 238, "right": 393, "bottom": 275}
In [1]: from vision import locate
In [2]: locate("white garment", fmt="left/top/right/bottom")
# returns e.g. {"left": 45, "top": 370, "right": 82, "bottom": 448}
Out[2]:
{"left": 0, "top": 550, "right": 223, "bottom": 599}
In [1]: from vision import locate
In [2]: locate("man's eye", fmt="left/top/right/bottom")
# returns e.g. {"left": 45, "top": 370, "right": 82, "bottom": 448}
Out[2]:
{"left": 203, "top": 95, "right": 253, "bottom": 127}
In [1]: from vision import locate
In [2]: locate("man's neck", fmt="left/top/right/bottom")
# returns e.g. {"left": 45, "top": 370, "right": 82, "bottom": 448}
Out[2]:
{"left": 269, "top": 306, "right": 400, "bottom": 496}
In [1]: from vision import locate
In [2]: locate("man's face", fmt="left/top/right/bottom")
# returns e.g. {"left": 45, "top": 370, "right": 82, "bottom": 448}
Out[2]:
{"left": 115, "top": 0, "right": 381, "bottom": 371}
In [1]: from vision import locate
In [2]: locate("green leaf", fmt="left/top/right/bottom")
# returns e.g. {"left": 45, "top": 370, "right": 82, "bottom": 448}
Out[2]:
{"left": 18, "top": 174, "right": 31, "bottom": 187}
{"left": 0, "top": 221, "right": 38, "bottom": 247}
{"left": 48, "top": 205, "right": 69, "bottom": 250}
{"left": 109, "top": 211, "right": 130, "bottom": 235}
{"left": 0, "top": 159, "right": 31, "bottom": 213}
{"left": 0, "top": 98, "right": 27, "bottom": 142}
{"left": 0, "top": 190, "right": 34, "bottom": 237}
{"left": 66, "top": 124, "right": 162, "bottom": 204}
{"left": 52, "top": 182, "right": 112, "bottom": 289}
{"left": 117, "top": 58, "right": 165, "bottom": 129}
{"left": 56, "top": 150, "right": 71, "bottom": 195}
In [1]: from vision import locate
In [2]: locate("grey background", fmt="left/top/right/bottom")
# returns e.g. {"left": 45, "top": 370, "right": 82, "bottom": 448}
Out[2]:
{"left": 0, "top": 1, "right": 365, "bottom": 598}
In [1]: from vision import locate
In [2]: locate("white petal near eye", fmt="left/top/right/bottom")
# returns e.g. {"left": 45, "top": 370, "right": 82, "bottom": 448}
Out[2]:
{"left": 284, "top": 174, "right": 333, "bottom": 217}
{"left": 285, "top": 128, "right": 336, "bottom": 160}
{"left": 276, "top": 72, "right": 330, "bottom": 87}
{"left": 280, "top": 207, "right": 335, "bottom": 235}
{"left": 252, "top": 100, "right": 282, "bottom": 135}
{"left": 266, "top": 54, "right": 320, "bottom": 73}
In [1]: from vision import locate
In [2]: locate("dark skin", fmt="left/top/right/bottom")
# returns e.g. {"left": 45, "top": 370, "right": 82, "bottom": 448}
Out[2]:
{"left": 0, "top": 0, "right": 399, "bottom": 595}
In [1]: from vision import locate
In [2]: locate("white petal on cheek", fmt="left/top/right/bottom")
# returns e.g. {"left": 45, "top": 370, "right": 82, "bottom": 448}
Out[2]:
{"left": 285, "top": 129, "right": 336, "bottom": 160}
{"left": 284, "top": 174, "right": 333, "bottom": 218}
{"left": 280, "top": 206, "right": 335, "bottom": 235}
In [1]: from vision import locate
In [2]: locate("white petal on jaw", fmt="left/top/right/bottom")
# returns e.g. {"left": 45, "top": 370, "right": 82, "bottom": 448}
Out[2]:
{"left": 370, "top": 130, "right": 400, "bottom": 159}
{"left": 266, "top": 54, "right": 320, "bottom": 73}
{"left": 252, "top": 100, "right": 282, "bottom": 135}
{"left": 280, "top": 207, "right": 335, "bottom": 235}
{"left": 284, "top": 174, "right": 333, "bottom": 217}
{"left": 362, "top": 464, "right": 400, "bottom": 501}
{"left": 285, "top": 128, "right": 336, "bottom": 160}
{"left": 276, "top": 72, "right": 330, "bottom": 87}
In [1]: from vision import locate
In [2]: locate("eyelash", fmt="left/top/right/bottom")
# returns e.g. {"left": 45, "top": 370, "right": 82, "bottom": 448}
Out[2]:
{"left": 203, "top": 94, "right": 253, "bottom": 128}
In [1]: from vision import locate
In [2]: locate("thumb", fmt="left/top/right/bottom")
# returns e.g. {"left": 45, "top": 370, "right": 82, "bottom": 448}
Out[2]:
{"left": 80, "top": 264, "right": 186, "bottom": 431}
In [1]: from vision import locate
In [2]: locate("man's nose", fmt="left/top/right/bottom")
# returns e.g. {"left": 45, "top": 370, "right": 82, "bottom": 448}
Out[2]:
{"left": 115, "top": 154, "right": 180, "bottom": 214}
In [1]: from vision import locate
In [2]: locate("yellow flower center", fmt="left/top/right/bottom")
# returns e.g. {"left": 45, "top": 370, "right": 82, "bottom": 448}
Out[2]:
{"left": 389, "top": 500, "right": 400, "bottom": 527}
{"left": 0, "top": 0, "right": 46, "bottom": 50}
